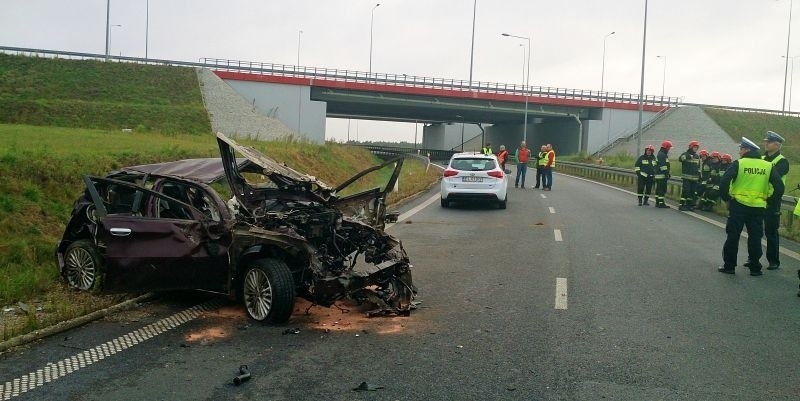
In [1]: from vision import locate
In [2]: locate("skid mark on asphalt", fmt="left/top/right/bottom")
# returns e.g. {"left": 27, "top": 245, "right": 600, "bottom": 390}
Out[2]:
{"left": 555, "top": 278, "right": 568, "bottom": 310}
{"left": 0, "top": 299, "right": 223, "bottom": 401}
{"left": 554, "top": 229, "right": 563, "bottom": 242}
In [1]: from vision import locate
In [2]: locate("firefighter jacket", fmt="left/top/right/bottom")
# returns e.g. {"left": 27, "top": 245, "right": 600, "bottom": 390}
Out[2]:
{"left": 634, "top": 153, "right": 657, "bottom": 179}
{"left": 678, "top": 149, "right": 701, "bottom": 180}
{"left": 700, "top": 158, "right": 711, "bottom": 182}
{"left": 707, "top": 160, "right": 722, "bottom": 186}
{"left": 655, "top": 148, "right": 670, "bottom": 180}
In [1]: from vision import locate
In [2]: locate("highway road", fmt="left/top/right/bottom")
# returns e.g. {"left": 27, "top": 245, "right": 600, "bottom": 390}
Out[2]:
{"left": 1, "top": 173, "right": 799, "bottom": 400}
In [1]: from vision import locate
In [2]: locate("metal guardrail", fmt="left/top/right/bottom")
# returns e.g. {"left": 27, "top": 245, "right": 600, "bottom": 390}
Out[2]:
{"left": 355, "top": 144, "right": 458, "bottom": 162}
{"left": 558, "top": 160, "right": 798, "bottom": 213}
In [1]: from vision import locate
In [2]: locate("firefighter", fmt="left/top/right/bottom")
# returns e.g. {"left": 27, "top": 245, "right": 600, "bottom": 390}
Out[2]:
{"left": 720, "top": 153, "right": 732, "bottom": 172}
{"left": 678, "top": 140, "right": 702, "bottom": 211}
{"left": 760, "top": 131, "right": 789, "bottom": 270}
{"left": 696, "top": 149, "right": 710, "bottom": 208}
{"left": 634, "top": 145, "right": 657, "bottom": 205}
{"left": 700, "top": 151, "right": 722, "bottom": 211}
{"left": 718, "top": 137, "right": 784, "bottom": 276}
{"left": 654, "top": 140, "right": 672, "bottom": 208}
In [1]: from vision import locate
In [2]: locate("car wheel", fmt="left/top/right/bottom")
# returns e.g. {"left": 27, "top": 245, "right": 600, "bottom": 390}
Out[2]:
{"left": 241, "top": 258, "right": 295, "bottom": 323}
{"left": 63, "top": 239, "right": 104, "bottom": 292}
{"left": 498, "top": 196, "right": 507, "bottom": 209}
{"left": 440, "top": 198, "right": 449, "bottom": 208}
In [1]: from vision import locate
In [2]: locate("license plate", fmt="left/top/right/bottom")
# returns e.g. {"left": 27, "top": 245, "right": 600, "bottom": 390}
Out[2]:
{"left": 462, "top": 176, "right": 483, "bottom": 183}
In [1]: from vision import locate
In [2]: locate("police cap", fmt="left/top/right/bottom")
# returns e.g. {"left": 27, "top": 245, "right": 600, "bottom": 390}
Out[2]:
{"left": 739, "top": 137, "right": 760, "bottom": 151}
{"left": 763, "top": 131, "right": 785, "bottom": 143}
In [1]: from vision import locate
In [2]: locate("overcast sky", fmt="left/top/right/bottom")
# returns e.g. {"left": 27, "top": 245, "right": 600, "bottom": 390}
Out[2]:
{"left": 2, "top": 1, "right": 797, "bottom": 142}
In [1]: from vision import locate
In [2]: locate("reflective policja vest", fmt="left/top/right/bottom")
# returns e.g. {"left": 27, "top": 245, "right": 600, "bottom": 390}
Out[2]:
{"left": 763, "top": 154, "right": 787, "bottom": 198}
{"left": 537, "top": 152, "right": 547, "bottom": 167}
{"left": 729, "top": 158, "right": 773, "bottom": 208}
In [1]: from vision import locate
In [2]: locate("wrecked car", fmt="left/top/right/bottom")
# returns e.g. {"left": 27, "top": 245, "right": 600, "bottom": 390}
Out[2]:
{"left": 55, "top": 133, "right": 415, "bottom": 323}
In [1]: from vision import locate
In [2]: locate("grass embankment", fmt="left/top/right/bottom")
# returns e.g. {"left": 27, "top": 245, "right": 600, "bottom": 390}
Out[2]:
{"left": 0, "top": 125, "right": 440, "bottom": 340}
{"left": 0, "top": 54, "right": 210, "bottom": 134}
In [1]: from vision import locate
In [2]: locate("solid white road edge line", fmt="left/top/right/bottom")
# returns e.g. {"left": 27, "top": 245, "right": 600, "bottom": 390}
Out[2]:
{"left": 549, "top": 207, "right": 556, "bottom": 214}
{"left": 555, "top": 278, "right": 568, "bottom": 310}
{"left": 560, "top": 172, "right": 800, "bottom": 262}
{"left": 554, "top": 229, "right": 563, "bottom": 242}
{"left": 386, "top": 162, "right": 444, "bottom": 230}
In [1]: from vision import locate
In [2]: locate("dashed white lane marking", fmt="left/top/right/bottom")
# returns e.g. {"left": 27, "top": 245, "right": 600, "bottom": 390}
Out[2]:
{"left": 555, "top": 278, "right": 568, "bottom": 310}
{"left": 554, "top": 229, "right": 563, "bottom": 242}
{"left": 540, "top": 194, "right": 547, "bottom": 199}
{"left": 562, "top": 173, "right": 800, "bottom": 262}
{"left": 549, "top": 207, "right": 556, "bottom": 214}
{"left": 0, "top": 299, "right": 223, "bottom": 401}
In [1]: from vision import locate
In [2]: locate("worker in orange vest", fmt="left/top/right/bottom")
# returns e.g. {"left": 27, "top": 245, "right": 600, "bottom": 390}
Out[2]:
{"left": 514, "top": 141, "right": 531, "bottom": 188}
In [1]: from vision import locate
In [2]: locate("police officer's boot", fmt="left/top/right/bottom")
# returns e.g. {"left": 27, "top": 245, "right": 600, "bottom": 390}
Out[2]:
{"left": 643, "top": 196, "right": 650, "bottom": 206}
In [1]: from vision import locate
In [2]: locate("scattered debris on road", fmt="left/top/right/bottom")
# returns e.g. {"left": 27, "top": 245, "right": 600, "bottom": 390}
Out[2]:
{"left": 282, "top": 328, "right": 301, "bottom": 335}
{"left": 352, "top": 382, "right": 384, "bottom": 391}
{"left": 233, "top": 365, "right": 251, "bottom": 386}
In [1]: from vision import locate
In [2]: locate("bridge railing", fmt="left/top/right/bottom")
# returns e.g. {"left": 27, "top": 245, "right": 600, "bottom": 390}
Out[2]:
{"left": 354, "top": 144, "right": 458, "bottom": 163}
{"left": 199, "top": 57, "right": 681, "bottom": 107}
{"left": 558, "top": 160, "right": 800, "bottom": 227}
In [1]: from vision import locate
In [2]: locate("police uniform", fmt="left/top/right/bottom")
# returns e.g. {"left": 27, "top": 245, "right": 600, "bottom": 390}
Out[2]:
{"left": 634, "top": 146, "right": 657, "bottom": 205}
{"left": 718, "top": 137, "right": 785, "bottom": 275}
{"left": 535, "top": 149, "right": 547, "bottom": 189}
{"left": 678, "top": 143, "right": 701, "bottom": 211}
{"left": 761, "top": 131, "right": 790, "bottom": 270}
{"left": 654, "top": 141, "right": 672, "bottom": 208}
{"left": 482, "top": 144, "right": 493, "bottom": 156}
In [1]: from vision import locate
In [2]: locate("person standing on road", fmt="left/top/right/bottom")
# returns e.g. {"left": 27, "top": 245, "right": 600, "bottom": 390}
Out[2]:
{"left": 534, "top": 145, "right": 547, "bottom": 189}
{"left": 497, "top": 145, "right": 509, "bottom": 173}
{"left": 514, "top": 141, "right": 531, "bottom": 189}
{"left": 696, "top": 149, "right": 710, "bottom": 209}
{"left": 542, "top": 144, "right": 556, "bottom": 191}
{"left": 482, "top": 142, "right": 493, "bottom": 156}
{"left": 761, "top": 131, "right": 789, "bottom": 271}
{"left": 678, "top": 140, "right": 702, "bottom": 211}
{"left": 634, "top": 144, "right": 657, "bottom": 205}
{"left": 718, "top": 137, "right": 784, "bottom": 276}
{"left": 699, "top": 151, "right": 722, "bottom": 211}
{"left": 654, "top": 140, "right": 673, "bottom": 208}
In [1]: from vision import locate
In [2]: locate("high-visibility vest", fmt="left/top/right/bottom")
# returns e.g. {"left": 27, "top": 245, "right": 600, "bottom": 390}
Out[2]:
{"left": 537, "top": 152, "right": 547, "bottom": 166}
{"left": 482, "top": 147, "right": 493, "bottom": 156}
{"left": 547, "top": 150, "right": 556, "bottom": 167}
{"left": 517, "top": 148, "right": 530, "bottom": 163}
{"left": 729, "top": 158, "right": 773, "bottom": 208}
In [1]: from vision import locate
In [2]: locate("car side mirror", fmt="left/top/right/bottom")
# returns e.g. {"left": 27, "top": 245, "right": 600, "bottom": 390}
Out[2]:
{"left": 385, "top": 211, "right": 400, "bottom": 223}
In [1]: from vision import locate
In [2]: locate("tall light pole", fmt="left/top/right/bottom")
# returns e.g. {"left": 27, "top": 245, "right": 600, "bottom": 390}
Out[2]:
{"left": 782, "top": 55, "right": 800, "bottom": 111}
{"left": 502, "top": 33, "right": 531, "bottom": 143}
{"left": 636, "top": 0, "right": 649, "bottom": 154}
{"left": 297, "top": 29, "right": 303, "bottom": 135}
{"left": 297, "top": 30, "right": 303, "bottom": 66}
{"left": 145, "top": 0, "right": 149, "bottom": 59}
{"left": 104, "top": 0, "right": 111, "bottom": 61}
{"left": 369, "top": 3, "right": 380, "bottom": 75}
{"left": 457, "top": 114, "right": 465, "bottom": 151}
{"left": 656, "top": 55, "right": 667, "bottom": 97}
{"left": 468, "top": 0, "right": 477, "bottom": 87}
{"left": 519, "top": 44, "right": 526, "bottom": 85}
{"left": 601, "top": 31, "right": 615, "bottom": 94}
{"left": 783, "top": 0, "right": 794, "bottom": 113}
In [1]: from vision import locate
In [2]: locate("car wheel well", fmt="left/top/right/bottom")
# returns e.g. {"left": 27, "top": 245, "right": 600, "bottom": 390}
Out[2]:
{"left": 235, "top": 245, "right": 303, "bottom": 298}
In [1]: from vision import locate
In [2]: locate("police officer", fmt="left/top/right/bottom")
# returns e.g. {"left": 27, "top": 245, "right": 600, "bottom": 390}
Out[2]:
{"left": 718, "top": 137, "right": 785, "bottom": 276}
{"left": 534, "top": 145, "right": 547, "bottom": 189}
{"left": 760, "top": 131, "right": 789, "bottom": 270}
{"left": 678, "top": 140, "right": 702, "bottom": 211}
{"left": 654, "top": 140, "right": 672, "bottom": 208}
{"left": 634, "top": 144, "right": 657, "bottom": 205}
{"left": 482, "top": 142, "right": 493, "bottom": 156}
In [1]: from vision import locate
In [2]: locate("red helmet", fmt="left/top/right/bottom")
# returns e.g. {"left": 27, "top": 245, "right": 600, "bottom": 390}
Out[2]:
{"left": 699, "top": 149, "right": 708, "bottom": 157}
{"left": 710, "top": 151, "right": 721, "bottom": 158}
{"left": 721, "top": 153, "right": 732, "bottom": 162}
{"left": 688, "top": 140, "right": 700, "bottom": 148}
{"left": 661, "top": 140, "right": 673, "bottom": 149}
{"left": 645, "top": 144, "right": 655, "bottom": 152}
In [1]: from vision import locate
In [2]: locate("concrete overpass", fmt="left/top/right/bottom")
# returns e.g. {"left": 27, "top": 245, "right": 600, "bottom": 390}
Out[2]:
{"left": 208, "top": 58, "right": 678, "bottom": 154}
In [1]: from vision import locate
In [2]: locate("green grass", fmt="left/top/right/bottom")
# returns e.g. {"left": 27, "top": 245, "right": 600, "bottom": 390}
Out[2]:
{"left": 0, "top": 54, "right": 210, "bottom": 133}
{"left": 704, "top": 107, "right": 800, "bottom": 162}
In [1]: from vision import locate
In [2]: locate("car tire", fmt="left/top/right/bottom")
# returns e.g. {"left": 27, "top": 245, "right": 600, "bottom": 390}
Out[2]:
{"left": 440, "top": 198, "right": 449, "bottom": 208}
{"left": 63, "top": 239, "right": 104, "bottom": 292}
{"left": 241, "top": 258, "right": 295, "bottom": 323}
{"left": 498, "top": 196, "right": 507, "bottom": 209}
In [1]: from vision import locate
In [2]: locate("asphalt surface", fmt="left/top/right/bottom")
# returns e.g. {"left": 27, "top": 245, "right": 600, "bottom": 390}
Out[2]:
{"left": 1, "top": 173, "right": 799, "bottom": 400}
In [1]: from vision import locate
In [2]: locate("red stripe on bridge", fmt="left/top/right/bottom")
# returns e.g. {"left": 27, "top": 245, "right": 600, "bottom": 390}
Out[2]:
{"left": 213, "top": 70, "right": 667, "bottom": 113}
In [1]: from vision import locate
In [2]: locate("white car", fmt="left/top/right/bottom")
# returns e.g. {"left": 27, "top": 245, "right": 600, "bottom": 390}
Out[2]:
{"left": 440, "top": 152, "right": 508, "bottom": 209}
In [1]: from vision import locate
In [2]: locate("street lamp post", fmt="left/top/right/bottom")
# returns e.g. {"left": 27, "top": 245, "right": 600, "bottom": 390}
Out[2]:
{"left": 369, "top": 3, "right": 380, "bottom": 75}
{"left": 297, "top": 29, "right": 303, "bottom": 135}
{"left": 600, "top": 31, "right": 615, "bottom": 94}
{"left": 783, "top": 0, "right": 794, "bottom": 113}
{"left": 145, "top": 0, "right": 149, "bottom": 59}
{"left": 636, "top": 0, "right": 649, "bottom": 154}
{"left": 104, "top": 0, "right": 111, "bottom": 61}
{"left": 468, "top": 0, "right": 477, "bottom": 86}
{"left": 457, "top": 115, "right": 465, "bottom": 151}
{"left": 656, "top": 55, "right": 667, "bottom": 98}
{"left": 782, "top": 55, "right": 800, "bottom": 111}
{"left": 502, "top": 33, "right": 531, "bottom": 143}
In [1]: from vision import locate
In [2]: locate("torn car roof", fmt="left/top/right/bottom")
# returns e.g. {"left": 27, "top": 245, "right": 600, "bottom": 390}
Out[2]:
{"left": 118, "top": 158, "right": 251, "bottom": 184}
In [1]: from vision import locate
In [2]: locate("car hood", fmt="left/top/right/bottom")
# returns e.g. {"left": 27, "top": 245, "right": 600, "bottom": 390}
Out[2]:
{"left": 216, "top": 133, "right": 405, "bottom": 230}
